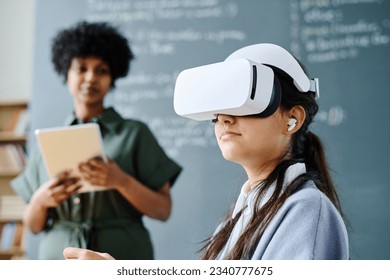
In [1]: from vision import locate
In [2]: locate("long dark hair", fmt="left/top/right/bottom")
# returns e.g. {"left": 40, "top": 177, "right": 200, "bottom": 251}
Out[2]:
{"left": 201, "top": 66, "right": 344, "bottom": 260}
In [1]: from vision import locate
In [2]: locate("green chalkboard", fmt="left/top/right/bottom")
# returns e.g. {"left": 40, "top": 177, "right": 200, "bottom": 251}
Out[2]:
{"left": 30, "top": 0, "right": 390, "bottom": 259}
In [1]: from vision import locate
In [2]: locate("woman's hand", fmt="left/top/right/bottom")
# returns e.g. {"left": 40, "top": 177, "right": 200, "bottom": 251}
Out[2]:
{"left": 63, "top": 247, "right": 115, "bottom": 260}
{"left": 78, "top": 156, "right": 127, "bottom": 189}
{"left": 24, "top": 170, "right": 81, "bottom": 233}
{"left": 34, "top": 170, "right": 82, "bottom": 208}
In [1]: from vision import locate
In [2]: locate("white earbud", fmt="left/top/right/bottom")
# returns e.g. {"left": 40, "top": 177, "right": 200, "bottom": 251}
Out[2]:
{"left": 287, "top": 118, "right": 297, "bottom": 132}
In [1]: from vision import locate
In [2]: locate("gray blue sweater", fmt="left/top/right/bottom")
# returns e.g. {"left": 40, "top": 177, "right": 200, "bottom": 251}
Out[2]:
{"left": 217, "top": 163, "right": 349, "bottom": 260}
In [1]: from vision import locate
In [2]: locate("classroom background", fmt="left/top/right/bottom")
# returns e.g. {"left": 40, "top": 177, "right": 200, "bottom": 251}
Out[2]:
{"left": 0, "top": 0, "right": 389, "bottom": 260}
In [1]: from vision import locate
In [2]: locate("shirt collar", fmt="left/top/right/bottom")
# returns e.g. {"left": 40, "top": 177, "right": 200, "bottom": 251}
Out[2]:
{"left": 64, "top": 107, "right": 123, "bottom": 133}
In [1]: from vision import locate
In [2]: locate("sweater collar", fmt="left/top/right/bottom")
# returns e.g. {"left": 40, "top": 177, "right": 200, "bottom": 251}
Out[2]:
{"left": 232, "top": 162, "right": 307, "bottom": 219}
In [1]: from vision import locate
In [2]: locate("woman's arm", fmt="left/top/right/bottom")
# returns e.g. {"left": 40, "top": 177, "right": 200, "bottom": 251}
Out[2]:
{"left": 116, "top": 178, "right": 172, "bottom": 221}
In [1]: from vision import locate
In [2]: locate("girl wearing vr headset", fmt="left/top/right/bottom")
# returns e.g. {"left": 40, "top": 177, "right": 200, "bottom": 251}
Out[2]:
{"left": 63, "top": 43, "right": 348, "bottom": 260}
{"left": 201, "top": 70, "right": 348, "bottom": 260}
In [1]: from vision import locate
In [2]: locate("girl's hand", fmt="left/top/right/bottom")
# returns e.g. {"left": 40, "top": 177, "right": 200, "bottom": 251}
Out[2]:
{"left": 63, "top": 247, "right": 115, "bottom": 260}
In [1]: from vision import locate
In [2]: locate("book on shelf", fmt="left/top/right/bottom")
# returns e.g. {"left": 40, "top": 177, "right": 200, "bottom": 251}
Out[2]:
{"left": 11, "top": 222, "right": 24, "bottom": 249}
{"left": 0, "top": 195, "right": 25, "bottom": 220}
{"left": 13, "top": 109, "right": 29, "bottom": 136}
{"left": 0, "top": 222, "right": 24, "bottom": 251}
{"left": 0, "top": 107, "right": 29, "bottom": 137}
{"left": 0, "top": 222, "right": 16, "bottom": 250}
{"left": 0, "top": 144, "right": 25, "bottom": 174}
{"left": 5, "top": 110, "right": 20, "bottom": 132}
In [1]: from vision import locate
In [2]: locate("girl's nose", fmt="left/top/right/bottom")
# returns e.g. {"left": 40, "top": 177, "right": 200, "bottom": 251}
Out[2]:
{"left": 217, "top": 114, "right": 235, "bottom": 124}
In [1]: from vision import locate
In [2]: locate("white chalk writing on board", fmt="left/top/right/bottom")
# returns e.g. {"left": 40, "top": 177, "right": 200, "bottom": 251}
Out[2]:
{"left": 290, "top": 0, "right": 390, "bottom": 63}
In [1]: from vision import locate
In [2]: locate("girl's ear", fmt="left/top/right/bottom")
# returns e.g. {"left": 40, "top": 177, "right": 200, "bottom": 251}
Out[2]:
{"left": 284, "top": 105, "right": 306, "bottom": 134}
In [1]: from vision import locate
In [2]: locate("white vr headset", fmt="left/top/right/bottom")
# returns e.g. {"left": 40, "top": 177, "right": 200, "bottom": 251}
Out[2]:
{"left": 173, "top": 43, "right": 319, "bottom": 121}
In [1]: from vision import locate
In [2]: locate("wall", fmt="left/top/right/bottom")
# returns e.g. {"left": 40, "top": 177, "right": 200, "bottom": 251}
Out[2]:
{"left": 8, "top": 0, "right": 390, "bottom": 260}
{"left": 0, "top": 0, "right": 35, "bottom": 102}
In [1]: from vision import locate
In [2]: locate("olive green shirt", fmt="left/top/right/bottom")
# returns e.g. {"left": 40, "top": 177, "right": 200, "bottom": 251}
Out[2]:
{"left": 12, "top": 107, "right": 182, "bottom": 259}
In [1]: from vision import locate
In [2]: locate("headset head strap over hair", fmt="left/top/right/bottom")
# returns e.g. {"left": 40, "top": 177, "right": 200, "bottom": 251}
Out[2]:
{"left": 226, "top": 43, "right": 320, "bottom": 98}
{"left": 174, "top": 43, "right": 320, "bottom": 121}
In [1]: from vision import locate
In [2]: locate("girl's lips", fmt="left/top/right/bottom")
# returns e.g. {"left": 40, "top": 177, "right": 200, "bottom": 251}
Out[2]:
{"left": 220, "top": 131, "right": 241, "bottom": 140}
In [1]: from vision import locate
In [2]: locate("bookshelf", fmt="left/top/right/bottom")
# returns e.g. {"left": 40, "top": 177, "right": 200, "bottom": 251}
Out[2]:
{"left": 0, "top": 100, "right": 29, "bottom": 259}
{"left": 0, "top": 219, "right": 25, "bottom": 259}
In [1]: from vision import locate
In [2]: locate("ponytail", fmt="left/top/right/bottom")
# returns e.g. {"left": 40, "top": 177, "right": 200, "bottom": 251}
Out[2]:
{"left": 301, "top": 131, "right": 343, "bottom": 214}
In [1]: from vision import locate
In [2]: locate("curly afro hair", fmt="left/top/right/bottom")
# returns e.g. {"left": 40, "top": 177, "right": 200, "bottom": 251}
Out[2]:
{"left": 51, "top": 21, "right": 134, "bottom": 88}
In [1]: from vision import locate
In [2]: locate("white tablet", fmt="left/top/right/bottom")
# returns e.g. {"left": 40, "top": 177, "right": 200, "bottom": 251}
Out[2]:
{"left": 35, "top": 123, "right": 109, "bottom": 193}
